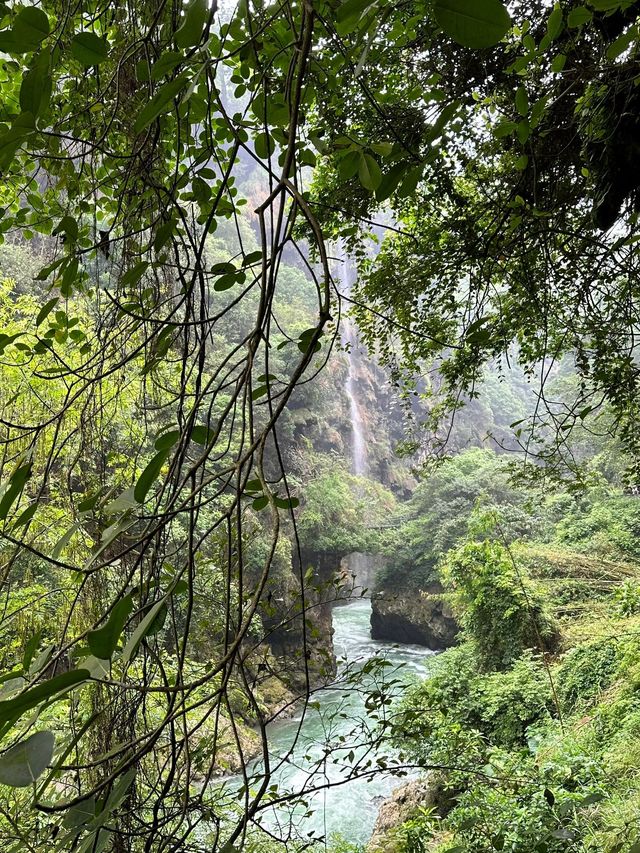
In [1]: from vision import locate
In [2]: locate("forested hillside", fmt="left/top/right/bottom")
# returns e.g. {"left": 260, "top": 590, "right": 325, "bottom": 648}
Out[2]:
{"left": 1, "top": 0, "right": 640, "bottom": 851}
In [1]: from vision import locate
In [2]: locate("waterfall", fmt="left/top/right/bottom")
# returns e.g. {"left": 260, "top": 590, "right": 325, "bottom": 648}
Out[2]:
{"left": 337, "top": 250, "right": 375, "bottom": 592}
{"left": 339, "top": 250, "right": 368, "bottom": 478}
{"left": 343, "top": 316, "right": 368, "bottom": 477}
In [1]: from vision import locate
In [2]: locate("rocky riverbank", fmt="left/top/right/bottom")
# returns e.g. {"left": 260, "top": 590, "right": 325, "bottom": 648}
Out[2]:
{"left": 368, "top": 775, "right": 457, "bottom": 852}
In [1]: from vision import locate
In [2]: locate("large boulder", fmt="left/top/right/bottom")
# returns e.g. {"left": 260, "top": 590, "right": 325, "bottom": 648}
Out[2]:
{"left": 370, "top": 582, "right": 459, "bottom": 648}
{"left": 368, "top": 775, "right": 455, "bottom": 852}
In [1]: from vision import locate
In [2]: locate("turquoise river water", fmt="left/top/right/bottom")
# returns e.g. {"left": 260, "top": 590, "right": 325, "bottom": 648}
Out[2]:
{"left": 250, "top": 598, "right": 435, "bottom": 847}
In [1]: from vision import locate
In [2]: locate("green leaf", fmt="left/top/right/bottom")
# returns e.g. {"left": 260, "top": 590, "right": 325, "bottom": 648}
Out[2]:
{"left": 134, "top": 74, "right": 189, "bottom": 133}
{"left": 88, "top": 516, "right": 135, "bottom": 567}
{"left": 607, "top": 25, "right": 637, "bottom": 60}
{"left": 338, "top": 149, "right": 362, "bottom": 181}
{"left": 154, "top": 429, "right": 181, "bottom": 451}
{"left": 274, "top": 496, "right": 300, "bottom": 510}
{"left": 22, "top": 632, "right": 41, "bottom": 674}
{"left": 516, "top": 119, "right": 530, "bottom": 144}
{"left": 336, "top": 0, "right": 377, "bottom": 24}
{"left": 358, "top": 152, "right": 382, "bottom": 191}
{"left": 397, "top": 165, "right": 423, "bottom": 198}
{"left": 551, "top": 53, "right": 567, "bottom": 72}
{"left": 19, "top": 49, "right": 51, "bottom": 117}
{"left": 175, "top": 0, "right": 208, "bottom": 48}
{"left": 0, "top": 731, "right": 54, "bottom": 787}
{"left": 62, "top": 796, "right": 97, "bottom": 828}
{"left": 121, "top": 600, "right": 167, "bottom": 663}
{"left": 0, "top": 462, "right": 32, "bottom": 521}
{"left": 77, "top": 489, "right": 106, "bottom": 513}
{"left": 254, "top": 131, "right": 274, "bottom": 160}
{"left": 580, "top": 792, "right": 605, "bottom": 805}
{"left": 13, "top": 7, "right": 49, "bottom": 51}
{"left": 210, "top": 261, "right": 236, "bottom": 275}
{"left": 150, "top": 50, "right": 183, "bottom": 81}
{"left": 243, "top": 251, "right": 263, "bottom": 266}
{"left": 546, "top": 3, "right": 563, "bottom": 40}
{"left": 70, "top": 32, "right": 109, "bottom": 66}
{"left": 103, "top": 486, "right": 136, "bottom": 515}
{"left": 52, "top": 216, "right": 79, "bottom": 241}
{"left": 297, "top": 337, "right": 322, "bottom": 354}
{"left": 35, "top": 257, "right": 65, "bottom": 282}
{"left": 59, "top": 256, "right": 79, "bottom": 298}
{"left": 51, "top": 522, "right": 81, "bottom": 559}
{"left": 12, "top": 502, "right": 37, "bottom": 530}
{"left": 190, "top": 425, "right": 213, "bottom": 445}
{"left": 0, "top": 670, "right": 89, "bottom": 727}
{"left": 0, "top": 113, "right": 35, "bottom": 172}
{"left": 134, "top": 449, "right": 171, "bottom": 503}
{"left": 213, "top": 272, "right": 240, "bottom": 291}
{"left": 252, "top": 495, "right": 269, "bottom": 511}
{"left": 152, "top": 218, "right": 177, "bottom": 251}
{"left": 87, "top": 595, "right": 134, "bottom": 660}
{"left": 0, "top": 332, "right": 23, "bottom": 355}
{"left": 375, "top": 161, "right": 408, "bottom": 201}
{"left": 335, "top": 0, "right": 378, "bottom": 34}
{"left": 567, "top": 6, "right": 593, "bottom": 27}
{"left": 251, "top": 385, "right": 268, "bottom": 401}
{"left": 515, "top": 86, "right": 529, "bottom": 116}
{"left": 120, "top": 261, "right": 149, "bottom": 287}
{"left": 434, "top": 0, "right": 511, "bottom": 49}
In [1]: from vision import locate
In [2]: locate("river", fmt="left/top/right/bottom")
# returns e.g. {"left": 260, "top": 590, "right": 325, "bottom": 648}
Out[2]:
{"left": 252, "top": 598, "right": 435, "bottom": 847}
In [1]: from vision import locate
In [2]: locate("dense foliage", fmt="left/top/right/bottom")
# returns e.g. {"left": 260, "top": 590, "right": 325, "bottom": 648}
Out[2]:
{"left": 1, "top": 0, "right": 640, "bottom": 850}
{"left": 308, "top": 0, "right": 640, "bottom": 481}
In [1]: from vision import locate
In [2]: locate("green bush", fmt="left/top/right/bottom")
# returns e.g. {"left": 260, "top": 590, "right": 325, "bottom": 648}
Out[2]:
{"left": 556, "top": 639, "right": 619, "bottom": 713}
{"left": 555, "top": 494, "right": 640, "bottom": 561}
{"left": 438, "top": 751, "right": 604, "bottom": 853}
{"left": 393, "top": 644, "right": 554, "bottom": 771}
{"left": 613, "top": 580, "right": 640, "bottom": 616}
{"left": 376, "top": 448, "right": 535, "bottom": 591}
{"left": 442, "top": 538, "right": 560, "bottom": 670}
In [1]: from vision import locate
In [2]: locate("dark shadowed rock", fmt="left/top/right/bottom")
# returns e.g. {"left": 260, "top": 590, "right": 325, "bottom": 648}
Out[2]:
{"left": 370, "top": 582, "right": 459, "bottom": 649}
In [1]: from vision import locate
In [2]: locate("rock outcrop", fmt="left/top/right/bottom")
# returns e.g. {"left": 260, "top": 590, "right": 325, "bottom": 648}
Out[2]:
{"left": 370, "top": 582, "right": 459, "bottom": 649}
{"left": 263, "top": 549, "right": 339, "bottom": 690}
{"left": 368, "top": 775, "right": 456, "bottom": 852}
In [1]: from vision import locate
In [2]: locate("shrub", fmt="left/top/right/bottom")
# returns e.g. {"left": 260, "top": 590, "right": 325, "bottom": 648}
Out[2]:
{"left": 556, "top": 639, "right": 619, "bottom": 713}
{"left": 439, "top": 753, "right": 604, "bottom": 853}
{"left": 441, "top": 538, "right": 560, "bottom": 670}
{"left": 393, "top": 644, "right": 554, "bottom": 771}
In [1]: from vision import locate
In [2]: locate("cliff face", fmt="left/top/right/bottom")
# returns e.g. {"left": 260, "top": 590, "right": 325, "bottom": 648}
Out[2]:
{"left": 263, "top": 549, "right": 338, "bottom": 691}
{"left": 370, "top": 581, "right": 459, "bottom": 649}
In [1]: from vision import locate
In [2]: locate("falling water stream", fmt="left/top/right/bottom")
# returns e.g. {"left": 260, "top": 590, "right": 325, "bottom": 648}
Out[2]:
{"left": 343, "top": 314, "right": 368, "bottom": 479}
{"left": 341, "top": 251, "right": 373, "bottom": 590}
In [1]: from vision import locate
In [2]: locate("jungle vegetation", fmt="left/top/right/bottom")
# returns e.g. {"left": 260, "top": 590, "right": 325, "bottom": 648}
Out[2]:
{"left": 0, "top": 0, "right": 639, "bottom": 851}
